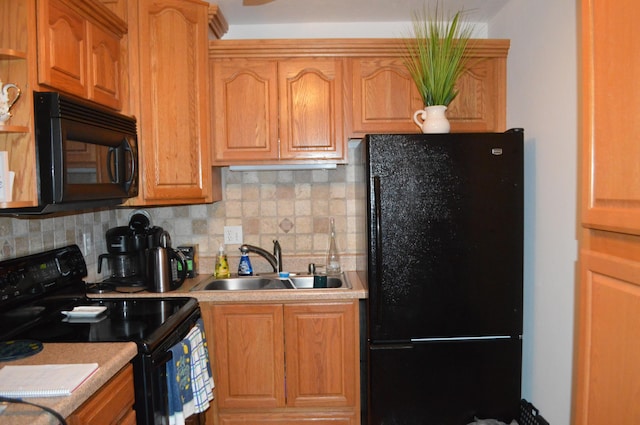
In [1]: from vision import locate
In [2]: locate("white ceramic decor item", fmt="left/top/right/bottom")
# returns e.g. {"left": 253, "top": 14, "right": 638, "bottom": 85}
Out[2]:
{"left": 413, "top": 105, "right": 450, "bottom": 134}
{"left": 0, "top": 81, "right": 21, "bottom": 125}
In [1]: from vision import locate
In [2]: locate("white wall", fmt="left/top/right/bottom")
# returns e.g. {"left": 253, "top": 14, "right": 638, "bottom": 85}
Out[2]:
{"left": 490, "top": 1, "right": 578, "bottom": 424}
{"left": 223, "top": 22, "right": 488, "bottom": 39}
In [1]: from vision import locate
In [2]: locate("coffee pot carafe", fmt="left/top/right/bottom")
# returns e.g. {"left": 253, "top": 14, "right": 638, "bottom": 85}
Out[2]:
{"left": 147, "top": 231, "right": 187, "bottom": 293}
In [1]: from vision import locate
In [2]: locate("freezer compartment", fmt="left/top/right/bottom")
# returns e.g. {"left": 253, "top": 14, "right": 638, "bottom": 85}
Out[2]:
{"left": 368, "top": 337, "right": 521, "bottom": 425}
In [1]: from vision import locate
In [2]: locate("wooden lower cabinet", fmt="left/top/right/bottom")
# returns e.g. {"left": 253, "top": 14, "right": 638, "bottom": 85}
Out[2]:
{"left": 218, "top": 411, "right": 357, "bottom": 425}
{"left": 67, "top": 363, "right": 135, "bottom": 425}
{"left": 201, "top": 301, "right": 360, "bottom": 424}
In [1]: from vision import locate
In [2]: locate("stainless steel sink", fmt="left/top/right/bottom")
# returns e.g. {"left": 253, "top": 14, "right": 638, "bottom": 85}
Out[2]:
{"left": 190, "top": 273, "right": 351, "bottom": 291}
{"left": 190, "top": 277, "right": 286, "bottom": 291}
{"left": 288, "top": 276, "right": 346, "bottom": 289}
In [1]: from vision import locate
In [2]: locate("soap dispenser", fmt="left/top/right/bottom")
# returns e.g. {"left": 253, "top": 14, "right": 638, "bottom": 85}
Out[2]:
{"left": 238, "top": 246, "right": 253, "bottom": 276}
{"left": 214, "top": 244, "right": 230, "bottom": 278}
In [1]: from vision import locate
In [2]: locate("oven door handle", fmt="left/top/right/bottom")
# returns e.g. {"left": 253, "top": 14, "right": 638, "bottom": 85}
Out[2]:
{"left": 153, "top": 350, "right": 173, "bottom": 368}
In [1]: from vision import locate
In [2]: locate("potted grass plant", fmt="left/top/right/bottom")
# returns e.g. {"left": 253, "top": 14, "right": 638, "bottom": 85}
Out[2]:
{"left": 403, "top": 5, "right": 474, "bottom": 133}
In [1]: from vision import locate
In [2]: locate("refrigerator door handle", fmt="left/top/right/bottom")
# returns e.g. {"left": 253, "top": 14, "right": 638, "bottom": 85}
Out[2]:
{"left": 373, "top": 176, "right": 384, "bottom": 326}
{"left": 411, "top": 335, "right": 515, "bottom": 343}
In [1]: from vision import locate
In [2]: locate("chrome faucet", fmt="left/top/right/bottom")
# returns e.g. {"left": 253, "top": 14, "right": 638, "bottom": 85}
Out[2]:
{"left": 240, "top": 240, "right": 282, "bottom": 273}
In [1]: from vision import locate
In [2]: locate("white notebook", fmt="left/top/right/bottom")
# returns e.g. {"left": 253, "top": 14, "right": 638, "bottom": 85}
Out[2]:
{"left": 0, "top": 363, "right": 99, "bottom": 398}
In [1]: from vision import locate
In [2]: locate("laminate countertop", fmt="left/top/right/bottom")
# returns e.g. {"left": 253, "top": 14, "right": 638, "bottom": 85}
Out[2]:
{"left": 0, "top": 342, "right": 137, "bottom": 425}
{"left": 91, "top": 270, "right": 368, "bottom": 302}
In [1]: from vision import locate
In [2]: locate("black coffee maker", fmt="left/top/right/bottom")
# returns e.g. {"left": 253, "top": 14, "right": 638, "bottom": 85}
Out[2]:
{"left": 98, "top": 212, "right": 165, "bottom": 287}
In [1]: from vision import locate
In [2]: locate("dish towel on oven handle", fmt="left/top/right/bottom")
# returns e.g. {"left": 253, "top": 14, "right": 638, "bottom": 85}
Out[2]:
{"left": 187, "top": 319, "right": 215, "bottom": 412}
{"left": 167, "top": 340, "right": 195, "bottom": 425}
{"left": 166, "top": 319, "right": 215, "bottom": 424}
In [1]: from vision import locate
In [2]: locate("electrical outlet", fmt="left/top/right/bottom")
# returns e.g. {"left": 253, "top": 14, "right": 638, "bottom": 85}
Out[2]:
{"left": 224, "top": 226, "right": 243, "bottom": 245}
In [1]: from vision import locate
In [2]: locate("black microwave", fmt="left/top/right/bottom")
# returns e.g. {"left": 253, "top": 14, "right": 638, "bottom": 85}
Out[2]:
{"left": 26, "top": 92, "right": 139, "bottom": 214}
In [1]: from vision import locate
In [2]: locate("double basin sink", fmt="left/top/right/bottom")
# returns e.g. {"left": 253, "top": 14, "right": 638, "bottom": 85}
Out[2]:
{"left": 190, "top": 273, "right": 351, "bottom": 291}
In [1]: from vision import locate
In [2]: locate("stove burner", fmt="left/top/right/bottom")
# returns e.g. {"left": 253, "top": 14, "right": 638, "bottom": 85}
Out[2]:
{"left": 110, "top": 320, "right": 148, "bottom": 338}
{"left": 86, "top": 282, "right": 116, "bottom": 294}
{"left": 2, "top": 306, "right": 46, "bottom": 320}
{"left": 26, "top": 322, "right": 76, "bottom": 341}
{"left": 0, "top": 340, "right": 43, "bottom": 361}
{"left": 86, "top": 282, "right": 146, "bottom": 295}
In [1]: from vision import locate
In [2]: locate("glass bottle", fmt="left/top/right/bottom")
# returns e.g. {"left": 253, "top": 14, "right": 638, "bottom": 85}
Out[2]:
{"left": 326, "top": 217, "right": 341, "bottom": 274}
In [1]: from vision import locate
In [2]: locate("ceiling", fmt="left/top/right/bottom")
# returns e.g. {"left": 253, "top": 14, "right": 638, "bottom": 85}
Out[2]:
{"left": 210, "top": 0, "right": 510, "bottom": 26}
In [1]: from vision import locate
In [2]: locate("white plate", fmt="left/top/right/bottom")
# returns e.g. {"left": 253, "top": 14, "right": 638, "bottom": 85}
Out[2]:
{"left": 61, "top": 306, "right": 107, "bottom": 318}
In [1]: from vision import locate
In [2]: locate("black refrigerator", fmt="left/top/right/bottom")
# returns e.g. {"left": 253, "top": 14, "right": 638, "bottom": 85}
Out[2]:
{"left": 362, "top": 131, "right": 523, "bottom": 425}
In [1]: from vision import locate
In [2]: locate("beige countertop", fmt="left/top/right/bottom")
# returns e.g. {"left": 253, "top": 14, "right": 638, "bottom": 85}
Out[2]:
{"left": 0, "top": 342, "right": 137, "bottom": 425}
{"left": 91, "top": 270, "right": 368, "bottom": 302}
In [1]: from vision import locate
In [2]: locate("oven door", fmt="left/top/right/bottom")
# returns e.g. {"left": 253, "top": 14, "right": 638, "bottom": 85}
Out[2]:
{"left": 133, "top": 306, "right": 205, "bottom": 425}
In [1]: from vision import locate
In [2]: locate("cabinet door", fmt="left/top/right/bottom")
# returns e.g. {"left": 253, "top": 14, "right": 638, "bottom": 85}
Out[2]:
{"left": 447, "top": 58, "right": 505, "bottom": 132}
{"left": 212, "top": 304, "right": 286, "bottom": 409}
{"left": 348, "top": 55, "right": 505, "bottom": 136}
{"left": 283, "top": 302, "right": 358, "bottom": 408}
{"left": 37, "top": 0, "right": 87, "bottom": 97}
{"left": 349, "top": 57, "right": 423, "bottom": 135}
{"left": 580, "top": 0, "right": 640, "bottom": 235}
{"left": 278, "top": 58, "right": 345, "bottom": 161}
{"left": 574, "top": 249, "right": 640, "bottom": 425}
{"left": 88, "top": 22, "right": 121, "bottom": 110}
{"left": 135, "top": 0, "right": 212, "bottom": 204}
{"left": 211, "top": 59, "right": 279, "bottom": 163}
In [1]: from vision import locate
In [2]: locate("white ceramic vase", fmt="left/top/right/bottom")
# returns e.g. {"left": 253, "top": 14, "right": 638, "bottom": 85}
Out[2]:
{"left": 413, "top": 105, "right": 450, "bottom": 134}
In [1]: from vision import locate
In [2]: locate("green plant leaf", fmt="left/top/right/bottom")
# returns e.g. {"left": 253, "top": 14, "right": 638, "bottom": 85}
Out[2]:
{"left": 402, "top": 3, "right": 474, "bottom": 107}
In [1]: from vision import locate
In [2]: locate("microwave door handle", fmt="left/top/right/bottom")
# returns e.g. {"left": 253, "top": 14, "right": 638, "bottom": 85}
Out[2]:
{"left": 123, "top": 141, "right": 136, "bottom": 189}
{"left": 107, "top": 147, "right": 118, "bottom": 183}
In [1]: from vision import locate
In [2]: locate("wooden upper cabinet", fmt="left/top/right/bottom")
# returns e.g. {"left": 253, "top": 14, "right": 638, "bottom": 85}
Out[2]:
{"left": 131, "top": 0, "right": 213, "bottom": 204}
{"left": 212, "top": 59, "right": 279, "bottom": 162}
{"left": 37, "top": 0, "right": 125, "bottom": 110}
{"left": 348, "top": 57, "right": 423, "bottom": 135}
{"left": 87, "top": 22, "right": 121, "bottom": 108}
{"left": 580, "top": 0, "right": 640, "bottom": 235}
{"left": 347, "top": 40, "right": 508, "bottom": 136}
{"left": 209, "top": 39, "right": 508, "bottom": 166}
{"left": 211, "top": 56, "right": 345, "bottom": 165}
{"left": 278, "top": 59, "right": 345, "bottom": 161}
{"left": 37, "top": 0, "right": 86, "bottom": 96}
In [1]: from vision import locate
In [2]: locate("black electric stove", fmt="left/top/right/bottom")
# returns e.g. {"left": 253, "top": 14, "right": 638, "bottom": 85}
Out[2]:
{"left": 0, "top": 245, "right": 203, "bottom": 424}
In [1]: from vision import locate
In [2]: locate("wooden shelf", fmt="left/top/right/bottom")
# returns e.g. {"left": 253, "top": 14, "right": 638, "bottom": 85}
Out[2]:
{"left": 0, "top": 48, "right": 27, "bottom": 60}
{"left": 0, "top": 125, "right": 30, "bottom": 133}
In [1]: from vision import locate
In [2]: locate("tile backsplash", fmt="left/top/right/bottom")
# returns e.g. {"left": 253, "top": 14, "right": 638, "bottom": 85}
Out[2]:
{"left": 0, "top": 141, "right": 366, "bottom": 280}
